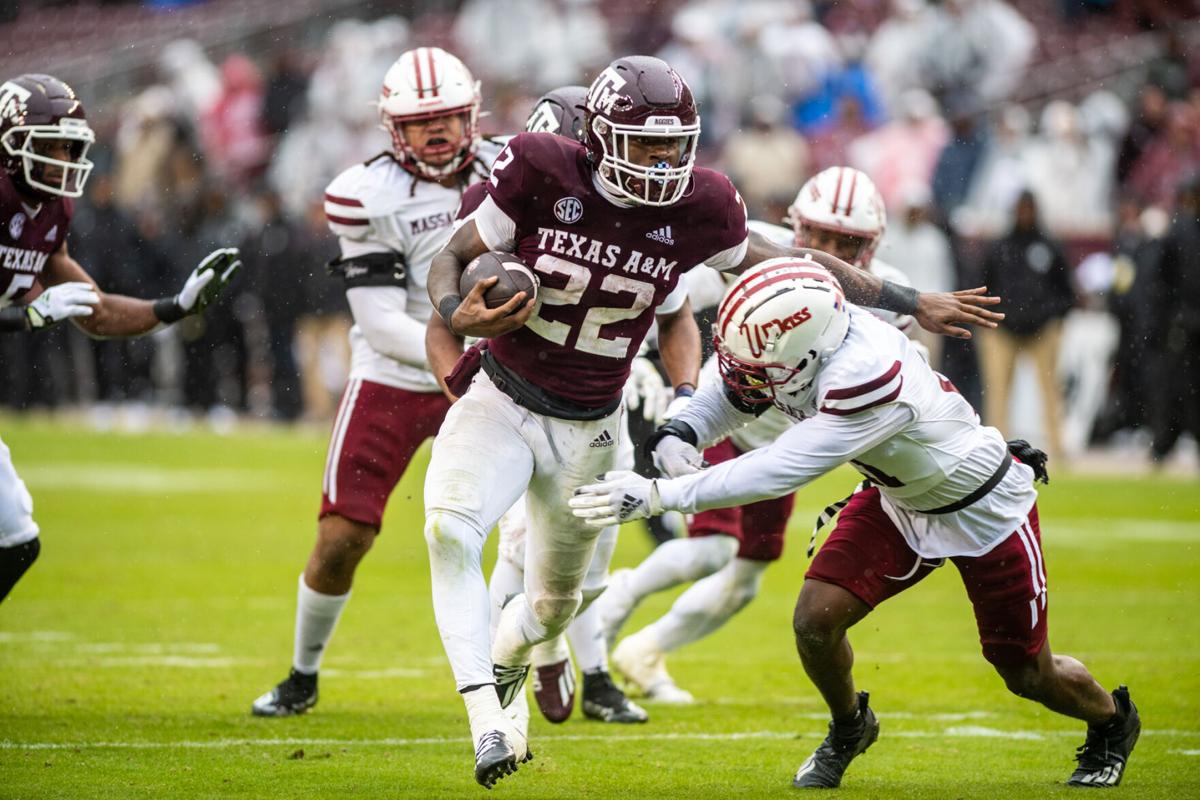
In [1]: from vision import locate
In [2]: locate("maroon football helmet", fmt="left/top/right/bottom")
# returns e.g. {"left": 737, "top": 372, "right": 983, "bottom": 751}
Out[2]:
{"left": 583, "top": 56, "right": 699, "bottom": 206}
{"left": 525, "top": 85, "right": 588, "bottom": 141}
{"left": 0, "top": 74, "right": 94, "bottom": 199}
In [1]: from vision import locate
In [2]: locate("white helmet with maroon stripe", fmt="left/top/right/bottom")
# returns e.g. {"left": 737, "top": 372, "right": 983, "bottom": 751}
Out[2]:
{"left": 787, "top": 166, "right": 886, "bottom": 267}
{"left": 378, "top": 47, "right": 481, "bottom": 179}
{"left": 714, "top": 257, "right": 849, "bottom": 407}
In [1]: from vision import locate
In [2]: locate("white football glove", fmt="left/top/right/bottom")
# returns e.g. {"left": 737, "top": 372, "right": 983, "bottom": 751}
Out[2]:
{"left": 623, "top": 356, "right": 670, "bottom": 422}
{"left": 176, "top": 247, "right": 242, "bottom": 315}
{"left": 24, "top": 281, "right": 100, "bottom": 329}
{"left": 569, "top": 470, "right": 663, "bottom": 528}
{"left": 652, "top": 434, "right": 704, "bottom": 478}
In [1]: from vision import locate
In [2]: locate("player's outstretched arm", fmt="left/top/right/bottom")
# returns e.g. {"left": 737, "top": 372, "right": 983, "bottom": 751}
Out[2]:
{"left": 42, "top": 243, "right": 241, "bottom": 338}
{"left": 738, "top": 231, "right": 1003, "bottom": 339}
{"left": 428, "top": 220, "right": 532, "bottom": 338}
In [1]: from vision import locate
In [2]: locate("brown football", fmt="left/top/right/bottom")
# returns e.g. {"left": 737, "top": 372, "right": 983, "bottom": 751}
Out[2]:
{"left": 459, "top": 251, "right": 538, "bottom": 311}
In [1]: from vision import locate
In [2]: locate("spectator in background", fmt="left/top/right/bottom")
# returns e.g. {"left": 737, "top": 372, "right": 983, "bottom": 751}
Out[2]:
{"left": 1149, "top": 177, "right": 1200, "bottom": 463}
{"left": 113, "top": 86, "right": 201, "bottom": 215}
{"left": 848, "top": 88, "right": 948, "bottom": 212}
{"left": 978, "top": 190, "right": 1076, "bottom": 460}
{"left": 262, "top": 49, "right": 310, "bottom": 139}
{"left": 720, "top": 95, "right": 809, "bottom": 221}
{"left": 956, "top": 104, "right": 1034, "bottom": 237}
{"left": 157, "top": 38, "right": 221, "bottom": 122}
{"left": 201, "top": 55, "right": 270, "bottom": 190}
{"left": 292, "top": 199, "right": 350, "bottom": 423}
{"left": 808, "top": 94, "right": 872, "bottom": 172}
{"left": 1025, "top": 100, "right": 1115, "bottom": 237}
{"left": 930, "top": 99, "right": 986, "bottom": 220}
{"left": 864, "top": 0, "right": 931, "bottom": 117}
{"left": 878, "top": 185, "right": 955, "bottom": 369}
{"left": 1127, "top": 102, "right": 1200, "bottom": 212}
{"left": 240, "top": 190, "right": 306, "bottom": 421}
{"left": 919, "top": 0, "right": 1036, "bottom": 111}
{"left": 1117, "top": 83, "right": 1168, "bottom": 185}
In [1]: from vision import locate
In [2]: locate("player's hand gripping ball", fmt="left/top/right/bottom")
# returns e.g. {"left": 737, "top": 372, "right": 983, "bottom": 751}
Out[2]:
{"left": 459, "top": 252, "right": 538, "bottom": 312}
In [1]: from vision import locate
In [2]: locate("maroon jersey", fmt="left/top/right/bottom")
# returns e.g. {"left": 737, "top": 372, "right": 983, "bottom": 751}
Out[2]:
{"left": 476, "top": 132, "right": 747, "bottom": 406}
{"left": 0, "top": 173, "right": 72, "bottom": 307}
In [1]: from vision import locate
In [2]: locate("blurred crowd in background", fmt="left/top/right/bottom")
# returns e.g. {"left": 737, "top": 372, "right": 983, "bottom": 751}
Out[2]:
{"left": 0, "top": 0, "right": 1198, "bottom": 468}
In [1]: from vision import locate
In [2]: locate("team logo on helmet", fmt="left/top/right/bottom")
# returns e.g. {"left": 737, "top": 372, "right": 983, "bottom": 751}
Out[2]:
{"left": 585, "top": 67, "right": 629, "bottom": 115}
{"left": 0, "top": 81, "right": 31, "bottom": 125}
{"left": 554, "top": 197, "right": 583, "bottom": 224}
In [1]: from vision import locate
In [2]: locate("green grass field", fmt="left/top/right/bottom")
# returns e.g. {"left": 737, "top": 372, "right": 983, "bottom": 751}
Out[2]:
{"left": 1, "top": 415, "right": 1198, "bottom": 799}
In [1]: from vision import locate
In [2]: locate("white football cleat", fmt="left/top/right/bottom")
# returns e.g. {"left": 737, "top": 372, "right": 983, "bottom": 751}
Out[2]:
{"left": 596, "top": 568, "right": 637, "bottom": 651}
{"left": 612, "top": 629, "right": 694, "bottom": 705}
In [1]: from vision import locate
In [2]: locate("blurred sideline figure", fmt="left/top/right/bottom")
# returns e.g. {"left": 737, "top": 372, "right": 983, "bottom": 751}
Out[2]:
{"left": 0, "top": 74, "right": 240, "bottom": 604}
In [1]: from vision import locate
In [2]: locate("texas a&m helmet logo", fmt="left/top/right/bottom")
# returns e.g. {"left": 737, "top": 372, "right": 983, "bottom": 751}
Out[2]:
{"left": 586, "top": 67, "right": 628, "bottom": 115}
{"left": 554, "top": 197, "right": 583, "bottom": 224}
{"left": 0, "top": 81, "right": 31, "bottom": 126}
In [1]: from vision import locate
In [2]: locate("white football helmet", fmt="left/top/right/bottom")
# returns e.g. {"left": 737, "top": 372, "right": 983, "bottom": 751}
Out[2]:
{"left": 714, "top": 257, "right": 849, "bottom": 407}
{"left": 378, "top": 47, "right": 481, "bottom": 179}
{"left": 786, "top": 166, "right": 886, "bottom": 267}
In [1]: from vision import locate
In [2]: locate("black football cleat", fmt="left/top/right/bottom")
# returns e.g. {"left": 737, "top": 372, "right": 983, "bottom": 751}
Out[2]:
{"left": 1068, "top": 685, "right": 1140, "bottom": 788}
{"left": 793, "top": 691, "right": 879, "bottom": 789}
{"left": 474, "top": 729, "right": 533, "bottom": 789}
{"left": 493, "top": 663, "right": 531, "bottom": 710}
{"left": 532, "top": 657, "right": 576, "bottom": 723}
{"left": 581, "top": 669, "right": 649, "bottom": 724}
{"left": 251, "top": 668, "right": 318, "bottom": 717}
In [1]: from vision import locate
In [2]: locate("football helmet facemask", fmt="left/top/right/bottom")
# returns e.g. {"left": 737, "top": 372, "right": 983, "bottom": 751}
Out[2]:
{"left": 583, "top": 56, "right": 699, "bottom": 207}
{"left": 378, "top": 47, "right": 481, "bottom": 180}
{"left": 0, "top": 74, "right": 94, "bottom": 200}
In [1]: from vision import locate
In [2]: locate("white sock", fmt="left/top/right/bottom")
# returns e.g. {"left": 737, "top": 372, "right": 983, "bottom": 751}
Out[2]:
{"left": 463, "top": 685, "right": 506, "bottom": 746}
{"left": 567, "top": 599, "right": 608, "bottom": 673}
{"left": 624, "top": 535, "right": 738, "bottom": 604}
{"left": 641, "top": 558, "right": 767, "bottom": 653}
{"left": 292, "top": 574, "right": 350, "bottom": 674}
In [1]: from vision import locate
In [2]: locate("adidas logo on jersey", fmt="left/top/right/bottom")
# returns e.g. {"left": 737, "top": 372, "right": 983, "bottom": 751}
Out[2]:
{"left": 589, "top": 430, "right": 614, "bottom": 448}
{"left": 646, "top": 226, "right": 674, "bottom": 245}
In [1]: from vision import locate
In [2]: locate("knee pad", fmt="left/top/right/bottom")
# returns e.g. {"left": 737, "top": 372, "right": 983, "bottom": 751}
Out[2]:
{"left": 424, "top": 509, "right": 486, "bottom": 563}
{"left": 530, "top": 589, "right": 581, "bottom": 634}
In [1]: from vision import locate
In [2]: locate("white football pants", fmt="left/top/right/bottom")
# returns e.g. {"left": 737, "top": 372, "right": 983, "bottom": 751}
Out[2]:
{"left": 424, "top": 371, "right": 623, "bottom": 689}
{"left": 0, "top": 435, "right": 38, "bottom": 549}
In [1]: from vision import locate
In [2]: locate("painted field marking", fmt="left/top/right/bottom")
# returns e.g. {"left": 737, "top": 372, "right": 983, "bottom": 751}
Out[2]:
{"left": 2, "top": 728, "right": 1197, "bottom": 751}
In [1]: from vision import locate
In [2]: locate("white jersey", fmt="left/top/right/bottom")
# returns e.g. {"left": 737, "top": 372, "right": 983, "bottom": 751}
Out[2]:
{"left": 696, "top": 220, "right": 915, "bottom": 452}
{"left": 323, "top": 140, "right": 505, "bottom": 392}
{"left": 667, "top": 306, "right": 1037, "bottom": 558}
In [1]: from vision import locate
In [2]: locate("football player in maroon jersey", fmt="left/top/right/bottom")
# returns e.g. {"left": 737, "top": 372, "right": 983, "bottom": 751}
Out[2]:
{"left": 0, "top": 74, "right": 239, "bottom": 605}
{"left": 423, "top": 55, "right": 1003, "bottom": 786}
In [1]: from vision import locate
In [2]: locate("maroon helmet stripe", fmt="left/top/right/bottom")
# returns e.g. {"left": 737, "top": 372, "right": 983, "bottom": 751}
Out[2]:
{"left": 832, "top": 167, "right": 845, "bottom": 216}
{"left": 820, "top": 380, "right": 902, "bottom": 416}
{"left": 824, "top": 360, "right": 902, "bottom": 400}
{"left": 717, "top": 268, "right": 830, "bottom": 339}
{"left": 426, "top": 48, "right": 439, "bottom": 97}
{"left": 843, "top": 169, "right": 858, "bottom": 216}
{"left": 413, "top": 49, "right": 426, "bottom": 97}
{"left": 326, "top": 212, "right": 369, "bottom": 226}
{"left": 324, "top": 193, "right": 363, "bottom": 208}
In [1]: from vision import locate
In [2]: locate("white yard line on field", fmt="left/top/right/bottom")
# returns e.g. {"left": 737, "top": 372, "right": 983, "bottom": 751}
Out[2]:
{"left": 2, "top": 728, "right": 1197, "bottom": 752}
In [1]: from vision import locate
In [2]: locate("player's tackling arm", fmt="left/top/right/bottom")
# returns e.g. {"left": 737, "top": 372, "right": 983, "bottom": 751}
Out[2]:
{"left": 735, "top": 230, "right": 1004, "bottom": 339}
{"left": 41, "top": 240, "right": 240, "bottom": 338}
{"left": 428, "top": 218, "right": 532, "bottom": 338}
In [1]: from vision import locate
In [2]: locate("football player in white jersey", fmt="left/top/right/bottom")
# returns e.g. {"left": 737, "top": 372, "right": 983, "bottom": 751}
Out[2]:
{"left": 572, "top": 260, "right": 1139, "bottom": 790}
{"left": 251, "top": 47, "right": 506, "bottom": 716}
{"left": 597, "top": 169, "right": 919, "bottom": 704}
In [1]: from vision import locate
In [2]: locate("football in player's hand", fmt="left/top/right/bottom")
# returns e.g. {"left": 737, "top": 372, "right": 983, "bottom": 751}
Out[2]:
{"left": 460, "top": 252, "right": 538, "bottom": 311}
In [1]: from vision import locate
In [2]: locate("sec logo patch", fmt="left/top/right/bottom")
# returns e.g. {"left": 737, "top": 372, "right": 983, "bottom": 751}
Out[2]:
{"left": 9, "top": 212, "right": 25, "bottom": 239}
{"left": 554, "top": 197, "right": 582, "bottom": 225}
